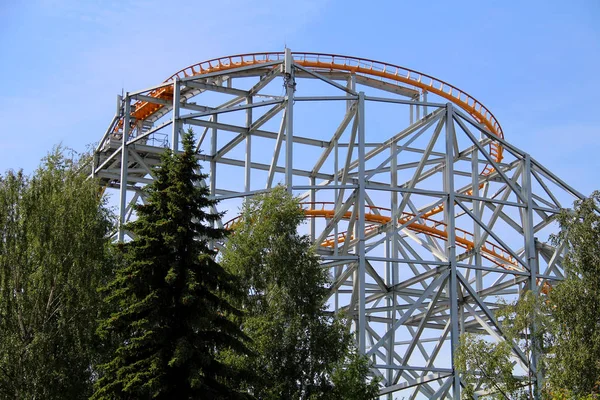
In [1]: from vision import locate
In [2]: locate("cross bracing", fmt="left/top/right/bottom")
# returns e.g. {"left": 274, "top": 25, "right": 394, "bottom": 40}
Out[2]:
{"left": 92, "top": 49, "right": 585, "bottom": 399}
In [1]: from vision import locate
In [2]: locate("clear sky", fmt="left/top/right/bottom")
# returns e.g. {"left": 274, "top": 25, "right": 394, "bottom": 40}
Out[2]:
{"left": 1, "top": 0, "right": 599, "bottom": 198}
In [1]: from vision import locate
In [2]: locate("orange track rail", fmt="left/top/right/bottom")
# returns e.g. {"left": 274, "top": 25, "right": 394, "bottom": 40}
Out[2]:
{"left": 117, "top": 52, "right": 504, "bottom": 174}
{"left": 223, "top": 202, "right": 519, "bottom": 271}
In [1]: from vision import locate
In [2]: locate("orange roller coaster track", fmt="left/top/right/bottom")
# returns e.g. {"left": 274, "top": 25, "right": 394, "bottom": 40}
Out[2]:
{"left": 119, "top": 52, "right": 504, "bottom": 174}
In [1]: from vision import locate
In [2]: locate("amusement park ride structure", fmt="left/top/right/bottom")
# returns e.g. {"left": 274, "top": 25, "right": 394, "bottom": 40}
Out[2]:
{"left": 92, "top": 49, "right": 584, "bottom": 399}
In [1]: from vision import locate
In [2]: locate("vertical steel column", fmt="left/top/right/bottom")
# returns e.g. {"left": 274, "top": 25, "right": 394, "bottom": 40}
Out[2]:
{"left": 208, "top": 114, "right": 217, "bottom": 251}
{"left": 387, "top": 141, "right": 398, "bottom": 396}
{"left": 333, "top": 138, "right": 340, "bottom": 311}
{"left": 172, "top": 77, "right": 180, "bottom": 152}
{"left": 523, "top": 153, "right": 541, "bottom": 400}
{"left": 333, "top": 140, "right": 339, "bottom": 255}
{"left": 472, "top": 147, "right": 483, "bottom": 290}
{"left": 210, "top": 114, "right": 217, "bottom": 197}
{"left": 444, "top": 104, "right": 461, "bottom": 400}
{"left": 310, "top": 176, "right": 316, "bottom": 241}
{"left": 347, "top": 74, "right": 356, "bottom": 111}
{"left": 357, "top": 91, "right": 367, "bottom": 354}
{"left": 245, "top": 96, "right": 252, "bottom": 192}
{"left": 389, "top": 135, "right": 400, "bottom": 392}
{"left": 91, "top": 153, "right": 98, "bottom": 179}
{"left": 118, "top": 95, "right": 131, "bottom": 242}
{"left": 284, "top": 48, "right": 295, "bottom": 192}
{"left": 390, "top": 141, "right": 399, "bottom": 286}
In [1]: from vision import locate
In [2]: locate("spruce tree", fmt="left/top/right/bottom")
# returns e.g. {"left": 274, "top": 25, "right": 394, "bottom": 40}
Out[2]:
{"left": 92, "top": 130, "right": 253, "bottom": 400}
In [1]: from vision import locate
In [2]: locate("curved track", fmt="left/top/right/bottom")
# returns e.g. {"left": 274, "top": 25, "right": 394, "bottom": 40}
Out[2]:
{"left": 120, "top": 52, "right": 503, "bottom": 173}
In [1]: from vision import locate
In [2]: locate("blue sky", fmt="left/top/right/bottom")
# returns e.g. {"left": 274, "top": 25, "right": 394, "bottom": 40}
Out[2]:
{"left": 1, "top": 0, "right": 599, "bottom": 197}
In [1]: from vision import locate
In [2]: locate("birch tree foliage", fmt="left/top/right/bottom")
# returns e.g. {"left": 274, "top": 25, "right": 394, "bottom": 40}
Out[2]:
{"left": 547, "top": 191, "right": 600, "bottom": 397}
{"left": 0, "top": 148, "right": 114, "bottom": 399}
{"left": 221, "top": 187, "right": 380, "bottom": 400}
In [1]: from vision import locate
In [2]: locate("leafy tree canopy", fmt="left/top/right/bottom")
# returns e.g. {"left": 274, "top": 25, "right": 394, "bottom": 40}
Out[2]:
{"left": 221, "top": 186, "right": 380, "bottom": 400}
{"left": 547, "top": 191, "right": 600, "bottom": 396}
{"left": 0, "top": 148, "right": 114, "bottom": 399}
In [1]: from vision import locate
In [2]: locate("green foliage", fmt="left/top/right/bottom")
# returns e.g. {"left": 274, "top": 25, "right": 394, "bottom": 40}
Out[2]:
{"left": 456, "top": 290, "right": 549, "bottom": 399}
{"left": 545, "top": 388, "right": 599, "bottom": 400}
{"left": 328, "top": 349, "right": 380, "bottom": 400}
{"left": 455, "top": 334, "right": 526, "bottom": 399}
{"left": 0, "top": 148, "right": 114, "bottom": 399}
{"left": 221, "top": 186, "right": 379, "bottom": 399}
{"left": 546, "top": 191, "right": 600, "bottom": 396}
{"left": 92, "top": 130, "right": 253, "bottom": 400}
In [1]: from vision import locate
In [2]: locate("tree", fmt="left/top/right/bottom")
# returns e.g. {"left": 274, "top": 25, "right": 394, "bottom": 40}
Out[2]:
{"left": 455, "top": 334, "right": 523, "bottom": 400}
{"left": 221, "top": 187, "right": 380, "bottom": 400}
{"left": 92, "top": 130, "right": 253, "bottom": 399}
{"left": 0, "top": 149, "right": 114, "bottom": 399}
{"left": 455, "top": 291, "right": 545, "bottom": 399}
{"left": 546, "top": 191, "right": 600, "bottom": 396}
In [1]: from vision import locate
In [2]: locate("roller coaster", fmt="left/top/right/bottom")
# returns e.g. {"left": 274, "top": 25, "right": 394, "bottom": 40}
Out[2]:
{"left": 92, "top": 49, "right": 584, "bottom": 399}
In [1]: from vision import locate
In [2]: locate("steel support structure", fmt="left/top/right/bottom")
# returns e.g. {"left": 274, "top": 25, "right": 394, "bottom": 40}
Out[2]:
{"left": 93, "top": 51, "right": 585, "bottom": 399}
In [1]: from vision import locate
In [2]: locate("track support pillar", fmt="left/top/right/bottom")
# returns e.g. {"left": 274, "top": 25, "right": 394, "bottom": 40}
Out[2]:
{"left": 118, "top": 95, "right": 131, "bottom": 242}
{"left": 445, "top": 104, "right": 461, "bottom": 400}
{"left": 284, "top": 48, "right": 295, "bottom": 192}
{"left": 357, "top": 91, "right": 367, "bottom": 354}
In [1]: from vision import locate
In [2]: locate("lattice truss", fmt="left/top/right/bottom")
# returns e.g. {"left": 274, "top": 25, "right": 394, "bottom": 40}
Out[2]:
{"left": 92, "top": 50, "right": 585, "bottom": 399}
